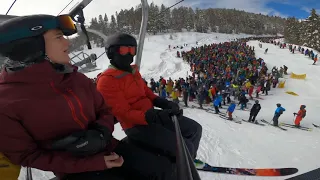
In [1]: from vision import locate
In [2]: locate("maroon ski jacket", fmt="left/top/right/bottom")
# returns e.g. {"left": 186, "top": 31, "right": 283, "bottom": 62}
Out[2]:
{"left": 0, "top": 61, "right": 118, "bottom": 176}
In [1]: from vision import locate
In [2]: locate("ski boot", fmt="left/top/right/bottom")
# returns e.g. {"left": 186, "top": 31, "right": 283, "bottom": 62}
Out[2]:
{"left": 194, "top": 159, "right": 206, "bottom": 169}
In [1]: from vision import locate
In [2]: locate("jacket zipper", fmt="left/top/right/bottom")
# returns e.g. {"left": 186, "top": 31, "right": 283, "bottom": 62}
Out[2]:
{"left": 50, "top": 82, "right": 85, "bottom": 129}
{"left": 66, "top": 89, "right": 89, "bottom": 122}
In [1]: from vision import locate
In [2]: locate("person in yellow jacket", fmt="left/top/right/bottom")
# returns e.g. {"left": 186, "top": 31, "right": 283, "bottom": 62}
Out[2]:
{"left": 166, "top": 79, "right": 174, "bottom": 97}
{"left": 0, "top": 153, "right": 20, "bottom": 180}
{"left": 245, "top": 80, "right": 252, "bottom": 93}
{"left": 171, "top": 88, "right": 180, "bottom": 104}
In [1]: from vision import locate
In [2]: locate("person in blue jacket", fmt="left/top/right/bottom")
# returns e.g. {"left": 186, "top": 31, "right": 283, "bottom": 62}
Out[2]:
{"left": 273, "top": 103, "right": 286, "bottom": 126}
{"left": 227, "top": 101, "right": 236, "bottom": 120}
{"left": 160, "top": 84, "right": 167, "bottom": 98}
{"left": 213, "top": 94, "right": 222, "bottom": 114}
{"left": 217, "top": 93, "right": 223, "bottom": 108}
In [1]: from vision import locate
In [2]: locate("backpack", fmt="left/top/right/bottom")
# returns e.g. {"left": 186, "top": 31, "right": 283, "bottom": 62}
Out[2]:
{"left": 279, "top": 108, "right": 283, "bottom": 115}
{"left": 302, "top": 110, "right": 306, "bottom": 118}
{"left": 0, "top": 153, "right": 21, "bottom": 180}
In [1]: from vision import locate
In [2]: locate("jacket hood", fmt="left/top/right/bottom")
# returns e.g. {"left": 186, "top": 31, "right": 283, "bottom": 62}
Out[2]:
{"left": 0, "top": 60, "right": 76, "bottom": 85}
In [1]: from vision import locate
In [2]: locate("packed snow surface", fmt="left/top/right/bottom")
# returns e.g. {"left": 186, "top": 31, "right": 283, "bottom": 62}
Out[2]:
{"left": 20, "top": 32, "right": 320, "bottom": 179}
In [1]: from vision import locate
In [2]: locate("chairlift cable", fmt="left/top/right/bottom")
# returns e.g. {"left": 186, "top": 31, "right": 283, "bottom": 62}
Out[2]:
{"left": 5, "top": 0, "right": 18, "bottom": 15}
{"left": 57, "top": 0, "right": 74, "bottom": 15}
{"left": 155, "top": 0, "right": 184, "bottom": 18}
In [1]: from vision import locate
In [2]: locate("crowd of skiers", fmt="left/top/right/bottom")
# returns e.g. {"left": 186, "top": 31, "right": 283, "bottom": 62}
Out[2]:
{"left": 268, "top": 40, "right": 318, "bottom": 65}
{"left": 147, "top": 76, "right": 306, "bottom": 128}
{"left": 146, "top": 39, "right": 306, "bottom": 127}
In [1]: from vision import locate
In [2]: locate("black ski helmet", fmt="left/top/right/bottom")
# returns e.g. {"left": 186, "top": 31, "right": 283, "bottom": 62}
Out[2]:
{"left": 0, "top": 14, "right": 76, "bottom": 62}
{"left": 105, "top": 33, "right": 137, "bottom": 60}
{"left": 276, "top": 103, "right": 281, "bottom": 107}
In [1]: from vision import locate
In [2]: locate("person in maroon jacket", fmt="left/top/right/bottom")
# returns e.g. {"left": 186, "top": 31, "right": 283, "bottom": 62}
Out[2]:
{"left": 0, "top": 15, "right": 175, "bottom": 180}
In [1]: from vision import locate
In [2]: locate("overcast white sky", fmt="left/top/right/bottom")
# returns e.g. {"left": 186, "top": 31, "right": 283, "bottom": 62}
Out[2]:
{"left": 0, "top": 0, "right": 176, "bottom": 20}
{"left": 0, "top": 0, "right": 316, "bottom": 22}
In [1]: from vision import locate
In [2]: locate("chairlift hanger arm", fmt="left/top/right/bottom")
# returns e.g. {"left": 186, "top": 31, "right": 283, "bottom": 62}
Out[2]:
{"left": 69, "top": 0, "right": 93, "bottom": 18}
{"left": 68, "top": 0, "right": 93, "bottom": 49}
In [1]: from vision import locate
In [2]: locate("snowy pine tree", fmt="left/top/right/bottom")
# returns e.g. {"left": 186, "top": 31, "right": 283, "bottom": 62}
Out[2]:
{"left": 186, "top": 7, "right": 195, "bottom": 31}
{"left": 103, "top": 13, "right": 109, "bottom": 35}
{"left": 109, "top": 15, "right": 117, "bottom": 34}
{"left": 284, "top": 17, "right": 301, "bottom": 44}
{"left": 303, "top": 9, "right": 320, "bottom": 50}
{"left": 147, "top": 3, "right": 160, "bottom": 34}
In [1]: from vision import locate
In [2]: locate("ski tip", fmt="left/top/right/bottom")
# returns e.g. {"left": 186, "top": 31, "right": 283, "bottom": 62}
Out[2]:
{"left": 279, "top": 168, "right": 299, "bottom": 176}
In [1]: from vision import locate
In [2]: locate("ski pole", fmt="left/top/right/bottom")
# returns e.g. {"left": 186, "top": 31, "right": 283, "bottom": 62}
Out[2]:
{"left": 269, "top": 117, "right": 273, "bottom": 124}
{"left": 293, "top": 114, "right": 296, "bottom": 124}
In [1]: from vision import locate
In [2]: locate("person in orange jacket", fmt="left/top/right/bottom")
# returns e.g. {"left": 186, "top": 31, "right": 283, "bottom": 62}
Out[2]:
{"left": 294, "top": 105, "right": 307, "bottom": 127}
{"left": 209, "top": 85, "right": 217, "bottom": 100}
{"left": 96, "top": 33, "right": 202, "bottom": 170}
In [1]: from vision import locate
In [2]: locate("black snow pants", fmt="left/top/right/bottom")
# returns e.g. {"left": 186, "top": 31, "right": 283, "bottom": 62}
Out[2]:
{"left": 63, "top": 138, "right": 176, "bottom": 180}
{"left": 214, "top": 105, "right": 220, "bottom": 114}
{"left": 183, "top": 92, "right": 189, "bottom": 107}
{"left": 249, "top": 112, "right": 258, "bottom": 122}
{"left": 125, "top": 116, "right": 202, "bottom": 160}
{"left": 273, "top": 114, "right": 281, "bottom": 126}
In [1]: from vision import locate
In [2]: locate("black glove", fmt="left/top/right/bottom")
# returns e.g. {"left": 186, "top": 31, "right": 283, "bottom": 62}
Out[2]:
{"left": 293, "top": 113, "right": 297, "bottom": 116}
{"left": 145, "top": 108, "right": 174, "bottom": 127}
{"left": 51, "top": 123, "right": 112, "bottom": 157}
{"left": 153, "top": 97, "right": 182, "bottom": 116}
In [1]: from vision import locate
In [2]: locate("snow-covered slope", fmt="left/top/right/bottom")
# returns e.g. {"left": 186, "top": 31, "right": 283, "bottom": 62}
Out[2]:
{"left": 21, "top": 33, "right": 320, "bottom": 180}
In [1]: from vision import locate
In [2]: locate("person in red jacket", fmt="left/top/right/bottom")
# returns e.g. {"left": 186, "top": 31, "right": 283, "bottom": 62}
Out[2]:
{"left": 248, "top": 85, "right": 254, "bottom": 99}
{"left": 0, "top": 15, "right": 169, "bottom": 180}
{"left": 97, "top": 33, "right": 202, "bottom": 162}
{"left": 294, "top": 105, "right": 307, "bottom": 127}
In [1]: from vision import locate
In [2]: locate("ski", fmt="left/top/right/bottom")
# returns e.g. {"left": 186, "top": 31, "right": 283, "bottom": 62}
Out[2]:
{"left": 194, "top": 159, "right": 298, "bottom": 176}
{"left": 260, "top": 94, "right": 273, "bottom": 96}
{"left": 219, "top": 115, "right": 242, "bottom": 124}
{"left": 242, "top": 119, "right": 266, "bottom": 126}
{"left": 280, "top": 122, "right": 311, "bottom": 129}
{"left": 205, "top": 108, "right": 224, "bottom": 114}
{"left": 261, "top": 119, "right": 287, "bottom": 131}
{"left": 238, "top": 108, "right": 249, "bottom": 111}
{"left": 279, "top": 123, "right": 312, "bottom": 131}
{"left": 254, "top": 97, "right": 264, "bottom": 100}
{"left": 191, "top": 105, "right": 210, "bottom": 111}
{"left": 312, "top": 123, "right": 320, "bottom": 128}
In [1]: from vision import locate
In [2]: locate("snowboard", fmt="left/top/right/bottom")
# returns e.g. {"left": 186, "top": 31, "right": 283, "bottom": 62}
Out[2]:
{"left": 261, "top": 119, "right": 287, "bottom": 131}
{"left": 279, "top": 123, "right": 312, "bottom": 131}
{"left": 194, "top": 159, "right": 298, "bottom": 176}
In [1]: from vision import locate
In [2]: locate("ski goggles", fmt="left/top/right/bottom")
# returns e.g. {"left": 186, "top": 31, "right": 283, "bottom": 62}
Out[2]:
{"left": 54, "top": 15, "right": 77, "bottom": 36}
{"left": 0, "top": 14, "right": 77, "bottom": 44}
{"left": 117, "top": 46, "right": 136, "bottom": 56}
